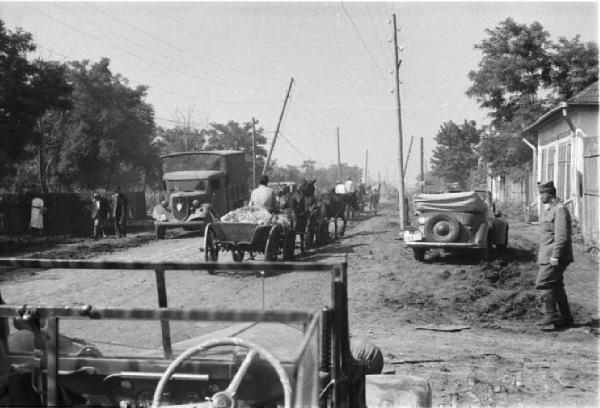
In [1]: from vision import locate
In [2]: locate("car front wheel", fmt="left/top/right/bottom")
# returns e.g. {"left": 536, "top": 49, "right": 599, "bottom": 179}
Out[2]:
{"left": 413, "top": 248, "right": 426, "bottom": 262}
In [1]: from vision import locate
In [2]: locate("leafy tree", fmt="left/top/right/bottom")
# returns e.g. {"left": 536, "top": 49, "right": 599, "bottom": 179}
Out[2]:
{"left": 300, "top": 159, "right": 317, "bottom": 179}
{"left": 430, "top": 120, "right": 480, "bottom": 189}
{"left": 466, "top": 18, "right": 598, "bottom": 179}
{"left": 155, "top": 126, "right": 205, "bottom": 154}
{"left": 549, "top": 35, "right": 598, "bottom": 100}
{"left": 0, "top": 21, "right": 72, "bottom": 182}
{"left": 202, "top": 120, "right": 268, "bottom": 186}
{"left": 56, "top": 58, "right": 156, "bottom": 190}
{"left": 466, "top": 18, "right": 553, "bottom": 126}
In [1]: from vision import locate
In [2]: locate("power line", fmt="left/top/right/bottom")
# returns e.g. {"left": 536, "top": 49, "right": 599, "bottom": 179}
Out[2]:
{"left": 86, "top": 2, "right": 287, "bottom": 84}
{"left": 24, "top": 3, "right": 279, "bottom": 95}
{"left": 339, "top": 2, "right": 388, "bottom": 86}
{"left": 365, "top": 2, "right": 392, "bottom": 57}
{"left": 34, "top": 44, "right": 280, "bottom": 107}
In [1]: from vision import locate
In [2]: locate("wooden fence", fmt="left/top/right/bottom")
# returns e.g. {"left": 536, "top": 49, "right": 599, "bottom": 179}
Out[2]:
{"left": 0, "top": 191, "right": 146, "bottom": 235}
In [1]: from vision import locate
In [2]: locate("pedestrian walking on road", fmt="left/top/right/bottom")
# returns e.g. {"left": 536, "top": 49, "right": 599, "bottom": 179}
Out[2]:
{"left": 535, "top": 180, "right": 574, "bottom": 328}
{"left": 91, "top": 193, "right": 109, "bottom": 239}
{"left": 111, "top": 187, "right": 129, "bottom": 238}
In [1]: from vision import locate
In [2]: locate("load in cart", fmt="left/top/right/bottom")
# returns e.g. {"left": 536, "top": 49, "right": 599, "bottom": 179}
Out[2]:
{"left": 204, "top": 206, "right": 296, "bottom": 262}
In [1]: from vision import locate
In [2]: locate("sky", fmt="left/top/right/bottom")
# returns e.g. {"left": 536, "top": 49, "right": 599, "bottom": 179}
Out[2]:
{"left": 1, "top": 1, "right": 598, "bottom": 188}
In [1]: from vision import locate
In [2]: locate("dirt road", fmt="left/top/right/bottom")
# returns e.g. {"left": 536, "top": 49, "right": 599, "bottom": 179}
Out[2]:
{"left": 1, "top": 204, "right": 598, "bottom": 407}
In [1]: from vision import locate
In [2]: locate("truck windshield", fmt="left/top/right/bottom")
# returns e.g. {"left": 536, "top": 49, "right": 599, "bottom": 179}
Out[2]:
{"left": 161, "top": 154, "right": 225, "bottom": 173}
{"left": 167, "top": 180, "right": 206, "bottom": 193}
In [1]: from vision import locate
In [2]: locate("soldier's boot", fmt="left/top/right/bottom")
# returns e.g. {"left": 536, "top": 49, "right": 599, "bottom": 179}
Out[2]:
{"left": 536, "top": 290, "right": 561, "bottom": 326}
{"left": 555, "top": 287, "right": 574, "bottom": 328}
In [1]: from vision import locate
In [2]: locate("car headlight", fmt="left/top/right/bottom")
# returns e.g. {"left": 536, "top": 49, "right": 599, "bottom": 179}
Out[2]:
{"left": 417, "top": 216, "right": 427, "bottom": 225}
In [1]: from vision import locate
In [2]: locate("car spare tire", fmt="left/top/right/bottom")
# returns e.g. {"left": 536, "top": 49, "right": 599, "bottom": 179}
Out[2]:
{"left": 424, "top": 214, "right": 460, "bottom": 243}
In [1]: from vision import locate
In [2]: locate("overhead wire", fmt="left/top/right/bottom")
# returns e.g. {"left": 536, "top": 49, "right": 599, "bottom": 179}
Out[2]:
{"left": 364, "top": 2, "right": 392, "bottom": 59}
{"left": 33, "top": 44, "right": 280, "bottom": 107}
{"left": 339, "top": 2, "right": 388, "bottom": 87}
{"left": 24, "top": 3, "right": 281, "bottom": 95}
{"left": 85, "top": 2, "right": 287, "bottom": 84}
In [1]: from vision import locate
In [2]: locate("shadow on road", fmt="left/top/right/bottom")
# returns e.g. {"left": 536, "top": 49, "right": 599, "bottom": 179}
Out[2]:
{"left": 343, "top": 230, "right": 388, "bottom": 239}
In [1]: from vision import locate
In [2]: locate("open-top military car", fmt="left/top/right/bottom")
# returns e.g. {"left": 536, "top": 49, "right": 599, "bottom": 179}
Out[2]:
{"left": 0, "top": 257, "right": 431, "bottom": 407}
{"left": 404, "top": 190, "right": 509, "bottom": 261}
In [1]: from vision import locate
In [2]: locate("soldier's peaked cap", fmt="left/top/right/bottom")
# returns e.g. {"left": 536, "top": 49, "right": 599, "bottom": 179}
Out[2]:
{"left": 538, "top": 180, "right": 556, "bottom": 193}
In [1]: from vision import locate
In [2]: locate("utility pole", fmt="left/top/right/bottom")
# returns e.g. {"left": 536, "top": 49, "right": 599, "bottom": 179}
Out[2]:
{"left": 337, "top": 127, "right": 341, "bottom": 181}
{"left": 420, "top": 137, "right": 424, "bottom": 192}
{"left": 251, "top": 117, "right": 257, "bottom": 189}
{"left": 393, "top": 14, "right": 406, "bottom": 232}
{"left": 365, "top": 150, "right": 369, "bottom": 184}
{"left": 403, "top": 135, "right": 414, "bottom": 175}
{"left": 263, "top": 77, "right": 294, "bottom": 175}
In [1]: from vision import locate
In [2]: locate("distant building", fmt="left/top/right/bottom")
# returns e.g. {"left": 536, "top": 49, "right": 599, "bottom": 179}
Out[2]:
{"left": 525, "top": 82, "right": 599, "bottom": 249}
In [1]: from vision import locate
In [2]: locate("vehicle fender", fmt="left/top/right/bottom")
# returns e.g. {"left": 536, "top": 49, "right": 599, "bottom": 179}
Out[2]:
{"left": 491, "top": 219, "right": 508, "bottom": 244}
{"left": 366, "top": 374, "right": 432, "bottom": 408}
{"left": 200, "top": 203, "right": 219, "bottom": 221}
{"left": 474, "top": 222, "right": 490, "bottom": 246}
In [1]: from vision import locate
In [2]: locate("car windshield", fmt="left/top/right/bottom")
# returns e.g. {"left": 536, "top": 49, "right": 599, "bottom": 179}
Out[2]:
{"left": 166, "top": 179, "right": 206, "bottom": 193}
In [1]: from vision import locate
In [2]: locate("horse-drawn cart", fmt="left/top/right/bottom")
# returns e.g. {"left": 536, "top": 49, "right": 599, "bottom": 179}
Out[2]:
{"left": 204, "top": 221, "right": 295, "bottom": 262}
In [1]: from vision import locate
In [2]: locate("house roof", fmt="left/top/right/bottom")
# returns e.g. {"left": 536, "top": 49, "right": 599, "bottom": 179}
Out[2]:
{"left": 569, "top": 81, "right": 598, "bottom": 105}
{"left": 524, "top": 81, "right": 598, "bottom": 132}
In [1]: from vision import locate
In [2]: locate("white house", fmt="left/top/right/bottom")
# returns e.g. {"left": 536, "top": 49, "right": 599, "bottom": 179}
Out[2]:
{"left": 525, "top": 82, "right": 599, "bottom": 249}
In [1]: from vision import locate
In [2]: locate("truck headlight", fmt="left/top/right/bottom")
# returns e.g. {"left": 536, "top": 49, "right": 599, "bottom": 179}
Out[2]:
{"left": 417, "top": 216, "right": 427, "bottom": 225}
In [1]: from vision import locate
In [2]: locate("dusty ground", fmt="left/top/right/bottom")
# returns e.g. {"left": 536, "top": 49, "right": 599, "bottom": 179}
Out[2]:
{"left": 0, "top": 204, "right": 598, "bottom": 407}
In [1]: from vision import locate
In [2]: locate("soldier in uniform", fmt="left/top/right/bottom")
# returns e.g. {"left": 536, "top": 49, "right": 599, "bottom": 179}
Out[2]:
{"left": 536, "top": 181, "right": 574, "bottom": 327}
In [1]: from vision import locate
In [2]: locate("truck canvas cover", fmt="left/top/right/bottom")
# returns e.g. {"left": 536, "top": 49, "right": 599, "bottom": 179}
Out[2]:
{"left": 413, "top": 191, "right": 488, "bottom": 213}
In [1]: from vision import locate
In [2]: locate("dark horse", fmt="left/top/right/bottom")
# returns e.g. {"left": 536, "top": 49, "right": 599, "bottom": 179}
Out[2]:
{"left": 319, "top": 190, "right": 347, "bottom": 241}
{"left": 292, "top": 179, "right": 320, "bottom": 252}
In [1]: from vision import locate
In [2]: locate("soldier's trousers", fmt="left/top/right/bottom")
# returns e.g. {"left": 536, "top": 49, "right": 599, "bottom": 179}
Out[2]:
{"left": 535, "top": 263, "right": 569, "bottom": 291}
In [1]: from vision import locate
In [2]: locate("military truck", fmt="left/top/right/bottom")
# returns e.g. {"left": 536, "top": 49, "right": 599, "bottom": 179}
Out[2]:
{"left": 153, "top": 151, "right": 249, "bottom": 239}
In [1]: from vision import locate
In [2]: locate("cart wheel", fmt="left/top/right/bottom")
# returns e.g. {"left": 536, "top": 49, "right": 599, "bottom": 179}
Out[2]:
{"left": 282, "top": 228, "right": 295, "bottom": 261}
{"left": 204, "top": 224, "right": 219, "bottom": 262}
{"left": 232, "top": 250, "right": 245, "bottom": 262}
{"left": 265, "top": 225, "right": 281, "bottom": 262}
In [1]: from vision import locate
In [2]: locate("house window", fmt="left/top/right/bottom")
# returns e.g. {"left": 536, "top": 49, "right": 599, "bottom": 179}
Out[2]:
{"left": 541, "top": 149, "right": 547, "bottom": 181}
{"left": 547, "top": 146, "right": 556, "bottom": 184}
{"left": 558, "top": 142, "right": 571, "bottom": 199}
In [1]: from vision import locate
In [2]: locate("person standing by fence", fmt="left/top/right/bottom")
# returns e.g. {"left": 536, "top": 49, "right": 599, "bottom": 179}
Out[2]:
{"left": 91, "top": 193, "right": 109, "bottom": 239}
{"left": 29, "top": 186, "right": 45, "bottom": 237}
{"left": 111, "top": 187, "right": 128, "bottom": 238}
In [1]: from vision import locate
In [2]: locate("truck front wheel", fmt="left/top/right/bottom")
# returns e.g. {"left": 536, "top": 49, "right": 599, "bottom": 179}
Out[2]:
{"left": 155, "top": 225, "right": 166, "bottom": 239}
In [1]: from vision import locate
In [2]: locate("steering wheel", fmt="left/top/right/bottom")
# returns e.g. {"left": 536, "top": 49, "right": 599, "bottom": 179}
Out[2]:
{"left": 151, "top": 337, "right": 292, "bottom": 408}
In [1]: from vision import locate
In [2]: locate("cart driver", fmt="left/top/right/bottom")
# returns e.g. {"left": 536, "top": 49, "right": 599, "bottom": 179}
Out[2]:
{"left": 249, "top": 175, "right": 277, "bottom": 213}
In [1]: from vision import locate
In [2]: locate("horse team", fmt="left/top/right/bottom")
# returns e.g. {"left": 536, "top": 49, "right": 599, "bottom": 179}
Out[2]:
{"left": 287, "top": 179, "right": 377, "bottom": 253}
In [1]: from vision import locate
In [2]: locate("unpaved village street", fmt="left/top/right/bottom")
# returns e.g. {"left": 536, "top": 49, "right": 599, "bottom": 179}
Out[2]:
{"left": 1, "top": 204, "right": 598, "bottom": 407}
